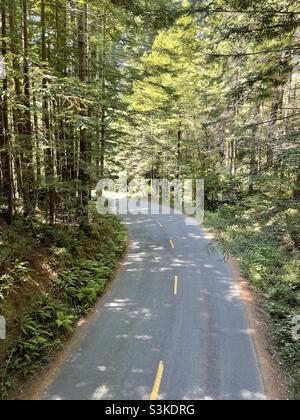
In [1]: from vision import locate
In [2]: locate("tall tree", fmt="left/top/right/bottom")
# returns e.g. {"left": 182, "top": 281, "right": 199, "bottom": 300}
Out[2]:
{"left": 77, "top": 1, "right": 89, "bottom": 228}
{"left": 21, "top": 0, "right": 36, "bottom": 220}
{"left": 41, "top": 0, "right": 56, "bottom": 224}
{"left": 0, "top": 0, "right": 13, "bottom": 223}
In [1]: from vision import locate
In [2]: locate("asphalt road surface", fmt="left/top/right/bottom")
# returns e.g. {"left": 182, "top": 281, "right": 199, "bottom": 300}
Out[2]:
{"left": 44, "top": 202, "right": 265, "bottom": 400}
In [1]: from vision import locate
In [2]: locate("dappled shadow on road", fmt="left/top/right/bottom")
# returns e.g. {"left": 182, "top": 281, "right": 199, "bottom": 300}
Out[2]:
{"left": 44, "top": 213, "right": 265, "bottom": 401}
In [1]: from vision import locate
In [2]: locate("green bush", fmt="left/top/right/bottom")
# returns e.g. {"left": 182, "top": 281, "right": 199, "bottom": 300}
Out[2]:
{"left": 0, "top": 212, "right": 127, "bottom": 399}
{"left": 205, "top": 198, "right": 300, "bottom": 399}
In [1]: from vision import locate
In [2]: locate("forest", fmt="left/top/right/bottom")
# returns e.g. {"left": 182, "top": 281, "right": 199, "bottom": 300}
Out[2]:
{"left": 0, "top": 0, "right": 299, "bottom": 400}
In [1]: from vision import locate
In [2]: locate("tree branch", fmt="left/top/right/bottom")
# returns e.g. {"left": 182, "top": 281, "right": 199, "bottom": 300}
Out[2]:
{"left": 244, "top": 112, "right": 300, "bottom": 128}
{"left": 206, "top": 45, "right": 300, "bottom": 58}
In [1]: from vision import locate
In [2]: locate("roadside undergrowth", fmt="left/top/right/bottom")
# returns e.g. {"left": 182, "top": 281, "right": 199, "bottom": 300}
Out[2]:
{"left": 0, "top": 207, "right": 127, "bottom": 399}
{"left": 204, "top": 197, "right": 300, "bottom": 399}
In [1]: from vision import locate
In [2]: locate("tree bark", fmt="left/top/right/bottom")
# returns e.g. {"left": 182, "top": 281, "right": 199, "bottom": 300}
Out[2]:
{"left": 0, "top": 0, "right": 13, "bottom": 223}
{"left": 293, "top": 166, "right": 300, "bottom": 202}
{"left": 78, "top": 1, "right": 89, "bottom": 228}
{"left": 100, "top": 13, "right": 107, "bottom": 178}
{"left": 41, "top": 0, "right": 56, "bottom": 224}
{"left": 21, "top": 0, "right": 36, "bottom": 220}
{"left": 9, "top": 0, "right": 23, "bottom": 199}
{"left": 177, "top": 123, "right": 182, "bottom": 179}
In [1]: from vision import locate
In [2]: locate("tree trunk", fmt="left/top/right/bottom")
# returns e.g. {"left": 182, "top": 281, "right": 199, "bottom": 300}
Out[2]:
{"left": 9, "top": 0, "right": 23, "bottom": 199}
{"left": 293, "top": 166, "right": 300, "bottom": 202}
{"left": 230, "top": 139, "right": 236, "bottom": 177}
{"left": 21, "top": 0, "right": 36, "bottom": 220}
{"left": 249, "top": 105, "right": 260, "bottom": 195}
{"left": 0, "top": 0, "right": 13, "bottom": 223}
{"left": 78, "top": 1, "right": 89, "bottom": 228}
{"left": 32, "top": 87, "right": 42, "bottom": 190}
{"left": 41, "top": 0, "right": 55, "bottom": 224}
{"left": 267, "top": 50, "right": 290, "bottom": 169}
{"left": 99, "top": 13, "right": 107, "bottom": 178}
{"left": 177, "top": 123, "right": 182, "bottom": 179}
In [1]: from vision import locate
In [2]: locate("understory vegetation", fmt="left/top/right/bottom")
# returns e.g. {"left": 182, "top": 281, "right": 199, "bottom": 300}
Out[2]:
{"left": 0, "top": 210, "right": 127, "bottom": 398}
{"left": 205, "top": 198, "right": 300, "bottom": 398}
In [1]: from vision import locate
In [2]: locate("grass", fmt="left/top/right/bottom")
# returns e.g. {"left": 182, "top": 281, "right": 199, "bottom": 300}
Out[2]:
{"left": 0, "top": 206, "right": 127, "bottom": 399}
{"left": 204, "top": 196, "right": 300, "bottom": 399}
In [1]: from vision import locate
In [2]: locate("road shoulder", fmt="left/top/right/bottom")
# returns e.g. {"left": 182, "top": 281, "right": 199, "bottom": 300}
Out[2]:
{"left": 230, "top": 257, "right": 289, "bottom": 400}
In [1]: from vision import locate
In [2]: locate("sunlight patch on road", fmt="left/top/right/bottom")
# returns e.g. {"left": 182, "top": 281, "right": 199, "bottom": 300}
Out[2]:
{"left": 240, "top": 390, "right": 266, "bottom": 400}
{"left": 48, "top": 395, "right": 63, "bottom": 400}
{"left": 134, "top": 335, "right": 152, "bottom": 341}
{"left": 92, "top": 385, "right": 112, "bottom": 400}
{"left": 76, "top": 382, "right": 88, "bottom": 388}
{"left": 204, "top": 264, "right": 214, "bottom": 269}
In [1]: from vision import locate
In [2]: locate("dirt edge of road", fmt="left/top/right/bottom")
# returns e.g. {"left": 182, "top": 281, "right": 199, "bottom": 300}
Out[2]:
{"left": 200, "top": 222, "right": 289, "bottom": 400}
{"left": 229, "top": 257, "right": 289, "bottom": 401}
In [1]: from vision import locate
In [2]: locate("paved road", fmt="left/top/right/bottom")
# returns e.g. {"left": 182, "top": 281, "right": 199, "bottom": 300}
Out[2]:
{"left": 44, "top": 202, "right": 265, "bottom": 400}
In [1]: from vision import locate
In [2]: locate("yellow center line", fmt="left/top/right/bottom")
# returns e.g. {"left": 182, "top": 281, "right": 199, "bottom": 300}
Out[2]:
{"left": 174, "top": 275, "right": 178, "bottom": 296}
{"left": 156, "top": 220, "right": 163, "bottom": 228}
{"left": 169, "top": 239, "right": 175, "bottom": 249}
{"left": 150, "top": 361, "right": 164, "bottom": 401}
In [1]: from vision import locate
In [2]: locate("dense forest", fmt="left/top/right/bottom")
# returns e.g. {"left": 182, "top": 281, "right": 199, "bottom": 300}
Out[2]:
{"left": 0, "top": 0, "right": 300, "bottom": 399}
{"left": 1, "top": 0, "right": 299, "bottom": 225}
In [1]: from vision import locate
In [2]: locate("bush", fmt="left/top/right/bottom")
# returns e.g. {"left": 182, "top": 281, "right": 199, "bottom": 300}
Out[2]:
{"left": 205, "top": 197, "right": 300, "bottom": 399}
{"left": 0, "top": 212, "right": 127, "bottom": 398}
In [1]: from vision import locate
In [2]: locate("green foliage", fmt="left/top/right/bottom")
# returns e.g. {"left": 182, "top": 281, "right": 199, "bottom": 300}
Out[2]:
{"left": 0, "top": 274, "right": 15, "bottom": 302}
{"left": 205, "top": 199, "right": 300, "bottom": 398}
{"left": 12, "top": 260, "right": 33, "bottom": 284}
{"left": 1, "top": 295, "right": 71, "bottom": 389}
{"left": 0, "top": 213, "right": 127, "bottom": 398}
{"left": 57, "top": 262, "right": 108, "bottom": 312}
{"left": 55, "top": 312, "right": 75, "bottom": 332}
{"left": 0, "top": 223, "right": 37, "bottom": 269}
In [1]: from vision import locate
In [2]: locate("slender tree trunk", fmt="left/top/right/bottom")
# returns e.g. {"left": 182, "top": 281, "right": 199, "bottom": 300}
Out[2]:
{"left": 21, "top": 0, "right": 36, "bottom": 220}
{"left": 249, "top": 150, "right": 257, "bottom": 195}
{"left": 230, "top": 139, "right": 236, "bottom": 177}
{"left": 41, "top": 0, "right": 55, "bottom": 224}
{"left": 78, "top": 1, "right": 89, "bottom": 228}
{"left": 100, "top": 13, "right": 107, "bottom": 178}
{"left": 177, "top": 123, "right": 182, "bottom": 179}
{"left": 267, "top": 50, "right": 290, "bottom": 169}
{"left": 0, "top": 0, "right": 13, "bottom": 223}
{"left": 32, "top": 85, "right": 42, "bottom": 188}
{"left": 249, "top": 105, "right": 260, "bottom": 195}
{"left": 293, "top": 166, "right": 300, "bottom": 201}
{"left": 9, "top": 0, "right": 23, "bottom": 198}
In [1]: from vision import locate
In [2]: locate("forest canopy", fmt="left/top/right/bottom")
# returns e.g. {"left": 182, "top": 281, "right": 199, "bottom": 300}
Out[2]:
{"left": 0, "top": 0, "right": 299, "bottom": 225}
